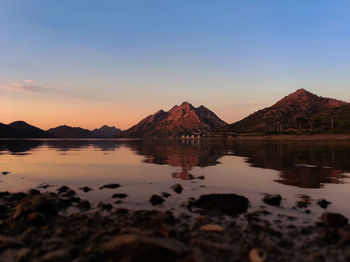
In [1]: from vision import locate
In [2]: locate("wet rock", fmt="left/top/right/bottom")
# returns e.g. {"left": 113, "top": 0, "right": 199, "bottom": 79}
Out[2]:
{"left": 193, "top": 194, "right": 249, "bottom": 216}
{"left": 99, "top": 183, "right": 121, "bottom": 190}
{"left": 0, "top": 191, "right": 10, "bottom": 198}
{"left": 28, "top": 189, "right": 40, "bottom": 195}
{"left": 57, "top": 186, "right": 70, "bottom": 194}
{"left": 339, "top": 227, "right": 350, "bottom": 244}
{"left": 77, "top": 200, "right": 91, "bottom": 210}
{"left": 100, "top": 234, "right": 190, "bottom": 261}
{"left": 0, "top": 200, "right": 6, "bottom": 212}
{"left": 307, "top": 252, "right": 324, "bottom": 262}
{"left": 190, "top": 238, "right": 231, "bottom": 252}
{"left": 8, "top": 192, "right": 26, "bottom": 201}
{"left": 296, "top": 201, "right": 308, "bottom": 208}
{"left": 0, "top": 236, "right": 24, "bottom": 249}
{"left": 115, "top": 208, "right": 129, "bottom": 215}
{"left": 59, "top": 195, "right": 80, "bottom": 209}
{"left": 60, "top": 189, "right": 76, "bottom": 198}
{"left": 150, "top": 195, "right": 165, "bottom": 206}
{"left": 200, "top": 224, "right": 224, "bottom": 232}
{"left": 98, "top": 202, "right": 113, "bottom": 211}
{"left": 296, "top": 195, "right": 311, "bottom": 208}
{"left": 263, "top": 194, "right": 282, "bottom": 206}
{"left": 13, "top": 193, "right": 59, "bottom": 219}
{"left": 112, "top": 193, "right": 128, "bottom": 199}
{"left": 40, "top": 249, "right": 68, "bottom": 261}
{"left": 317, "top": 199, "right": 331, "bottom": 209}
{"left": 159, "top": 223, "right": 174, "bottom": 238}
{"left": 162, "top": 192, "right": 171, "bottom": 198}
{"left": 37, "top": 183, "right": 51, "bottom": 189}
{"left": 320, "top": 212, "right": 348, "bottom": 227}
{"left": 249, "top": 248, "right": 267, "bottom": 262}
{"left": 1, "top": 171, "right": 10, "bottom": 175}
{"left": 79, "top": 186, "right": 93, "bottom": 193}
{"left": 0, "top": 248, "right": 29, "bottom": 262}
{"left": 171, "top": 184, "right": 183, "bottom": 194}
{"left": 159, "top": 211, "right": 176, "bottom": 225}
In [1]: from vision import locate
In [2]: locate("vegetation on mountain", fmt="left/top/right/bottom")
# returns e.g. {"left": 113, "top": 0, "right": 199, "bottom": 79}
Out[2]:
{"left": 219, "top": 89, "right": 350, "bottom": 135}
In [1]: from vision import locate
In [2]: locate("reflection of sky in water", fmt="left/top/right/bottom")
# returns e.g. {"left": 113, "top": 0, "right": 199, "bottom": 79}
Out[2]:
{"left": 1, "top": 139, "right": 350, "bottom": 218}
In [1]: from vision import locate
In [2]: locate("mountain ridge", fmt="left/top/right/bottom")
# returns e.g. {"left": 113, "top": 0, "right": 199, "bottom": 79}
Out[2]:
{"left": 0, "top": 121, "right": 54, "bottom": 138}
{"left": 47, "top": 125, "right": 101, "bottom": 138}
{"left": 223, "top": 89, "right": 350, "bottom": 134}
{"left": 92, "top": 125, "right": 121, "bottom": 138}
{"left": 118, "top": 102, "right": 226, "bottom": 138}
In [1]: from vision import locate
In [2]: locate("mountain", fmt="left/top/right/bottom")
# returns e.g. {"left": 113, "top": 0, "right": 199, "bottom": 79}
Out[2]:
{"left": 0, "top": 123, "right": 18, "bottom": 138}
{"left": 92, "top": 125, "right": 121, "bottom": 138}
{"left": 47, "top": 125, "right": 100, "bottom": 138}
{"left": 0, "top": 121, "right": 54, "bottom": 138}
{"left": 223, "top": 89, "right": 350, "bottom": 134}
{"left": 118, "top": 102, "right": 226, "bottom": 138}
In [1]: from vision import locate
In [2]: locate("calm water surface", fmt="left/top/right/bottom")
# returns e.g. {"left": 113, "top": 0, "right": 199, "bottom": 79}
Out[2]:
{"left": 1, "top": 139, "right": 350, "bottom": 219}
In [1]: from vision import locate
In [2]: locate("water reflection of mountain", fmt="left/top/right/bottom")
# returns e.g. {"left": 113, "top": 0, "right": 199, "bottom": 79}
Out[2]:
{"left": 1, "top": 139, "right": 350, "bottom": 188}
{"left": 228, "top": 140, "right": 350, "bottom": 188}
{"left": 129, "top": 139, "right": 227, "bottom": 180}
{"left": 45, "top": 140, "right": 122, "bottom": 152}
{"left": 0, "top": 140, "right": 44, "bottom": 155}
{"left": 0, "top": 139, "right": 123, "bottom": 154}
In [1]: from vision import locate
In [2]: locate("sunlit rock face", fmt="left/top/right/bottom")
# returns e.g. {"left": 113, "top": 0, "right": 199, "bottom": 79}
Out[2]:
{"left": 117, "top": 102, "right": 226, "bottom": 138}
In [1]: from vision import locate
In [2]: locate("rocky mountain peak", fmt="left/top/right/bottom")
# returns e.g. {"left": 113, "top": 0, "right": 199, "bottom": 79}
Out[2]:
{"left": 272, "top": 89, "right": 347, "bottom": 109}
{"left": 118, "top": 102, "right": 226, "bottom": 138}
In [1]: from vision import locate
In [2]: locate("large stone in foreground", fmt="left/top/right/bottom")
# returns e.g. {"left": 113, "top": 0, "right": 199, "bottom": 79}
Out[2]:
{"left": 193, "top": 194, "right": 249, "bottom": 216}
{"left": 13, "top": 193, "right": 59, "bottom": 219}
{"left": 100, "top": 234, "right": 191, "bottom": 262}
{"left": 320, "top": 212, "right": 349, "bottom": 227}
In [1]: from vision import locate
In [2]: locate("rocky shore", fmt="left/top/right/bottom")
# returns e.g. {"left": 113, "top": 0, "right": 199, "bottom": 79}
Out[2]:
{"left": 1, "top": 186, "right": 350, "bottom": 262}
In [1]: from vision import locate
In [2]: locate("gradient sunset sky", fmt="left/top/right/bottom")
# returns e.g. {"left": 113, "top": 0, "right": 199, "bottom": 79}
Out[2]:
{"left": 1, "top": 0, "right": 350, "bottom": 130}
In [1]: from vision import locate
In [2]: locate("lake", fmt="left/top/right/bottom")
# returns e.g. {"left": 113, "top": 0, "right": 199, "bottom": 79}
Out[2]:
{"left": 1, "top": 139, "right": 350, "bottom": 219}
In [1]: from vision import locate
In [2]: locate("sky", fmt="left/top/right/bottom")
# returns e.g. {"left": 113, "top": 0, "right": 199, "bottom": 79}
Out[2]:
{"left": 1, "top": 0, "right": 350, "bottom": 130}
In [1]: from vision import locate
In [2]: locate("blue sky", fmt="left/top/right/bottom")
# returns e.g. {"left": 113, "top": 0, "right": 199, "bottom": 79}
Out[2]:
{"left": 1, "top": 0, "right": 350, "bottom": 129}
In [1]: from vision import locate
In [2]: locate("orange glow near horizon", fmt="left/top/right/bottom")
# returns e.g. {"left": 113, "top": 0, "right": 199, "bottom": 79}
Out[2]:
{"left": 1, "top": 93, "right": 262, "bottom": 130}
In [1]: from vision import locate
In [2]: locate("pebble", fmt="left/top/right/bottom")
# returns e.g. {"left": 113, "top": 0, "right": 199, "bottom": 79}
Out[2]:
{"left": 200, "top": 224, "right": 224, "bottom": 232}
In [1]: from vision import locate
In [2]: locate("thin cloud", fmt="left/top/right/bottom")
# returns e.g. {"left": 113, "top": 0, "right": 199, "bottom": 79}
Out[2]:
{"left": 0, "top": 81, "right": 86, "bottom": 100}
{"left": 23, "top": 79, "right": 37, "bottom": 84}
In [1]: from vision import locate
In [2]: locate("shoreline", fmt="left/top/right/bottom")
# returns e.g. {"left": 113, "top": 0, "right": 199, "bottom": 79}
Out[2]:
{"left": 1, "top": 186, "right": 350, "bottom": 261}
{"left": 1, "top": 133, "right": 350, "bottom": 141}
{"left": 217, "top": 134, "right": 350, "bottom": 141}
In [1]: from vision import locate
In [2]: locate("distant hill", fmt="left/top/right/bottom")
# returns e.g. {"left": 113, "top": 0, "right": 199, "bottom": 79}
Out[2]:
{"left": 92, "top": 125, "right": 121, "bottom": 138}
{"left": 0, "top": 121, "right": 54, "bottom": 138}
{"left": 221, "top": 89, "right": 350, "bottom": 134}
{"left": 47, "top": 125, "right": 100, "bottom": 138}
{"left": 118, "top": 102, "right": 226, "bottom": 138}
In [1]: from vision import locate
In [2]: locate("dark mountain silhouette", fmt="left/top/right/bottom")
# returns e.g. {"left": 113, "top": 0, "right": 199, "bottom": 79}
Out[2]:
{"left": 118, "top": 102, "right": 226, "bottom": 138}
{"left": 47, "top": 125, "right": 100, "bottom": 138}
{"left": 222, "top": 89, "right": 350, "bottom": 133}
{"left": 0, "top": 121, "right": 54, "bottom": 138}
{"left": 92, "top": 125, "right": 121, "bottom": 138}
{"left": 0, "top": 123, "right": 17, "bottom": 138}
